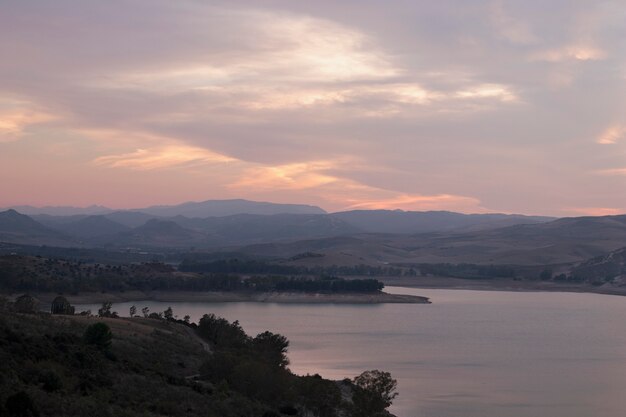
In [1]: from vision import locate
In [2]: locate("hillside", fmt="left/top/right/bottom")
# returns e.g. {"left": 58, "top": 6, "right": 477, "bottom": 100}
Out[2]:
{"left": 570, "top": 247, "right": 626, "bottom": 284}
{"left": 0, "top": 210, "right": 73, "bottom": 246}
{"left": 331, "top": 210, "right": 553, "bottom": 234}
{"left": 238, "top": 215, "right": 626, "bottom": 266}
{"left": 104, "top": 219, "right": 206, "bottom": 248}
{"left": 0, "top": 306, "right": 397, "bottom": 417}
{"left": 49, "top": 215, "right": 130, "bottom": 238}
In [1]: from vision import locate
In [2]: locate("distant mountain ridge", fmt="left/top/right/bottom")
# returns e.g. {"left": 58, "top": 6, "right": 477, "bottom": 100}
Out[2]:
{"left": 5, "top": 199, "right": 326, "bottom": 217}
{"left": 138, "top": 199, "right": 326, "bottom": 217}
{"left": 3, "top": 207, "right": 626, "bottom": 266}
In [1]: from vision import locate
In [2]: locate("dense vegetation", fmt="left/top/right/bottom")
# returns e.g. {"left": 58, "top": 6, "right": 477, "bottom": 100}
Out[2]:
{"left": 0, "top": 256, "right": 384, "bottom": 294}
{"left": 0, "top": 301, "right": 398, "bottom": 417}
{"left": 179, "top": 258, "right": 413, "bottom": 277}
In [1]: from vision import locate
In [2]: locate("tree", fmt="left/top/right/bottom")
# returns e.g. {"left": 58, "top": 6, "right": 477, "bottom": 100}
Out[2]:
{"left": 252, "top": 331, "right": 290, "bottom": 368}
{"left": 98, "top": 301, "right": 112, "bottom": 317}
{"left": 83, "top": 322, "right": 113, "bottom": 350}
{"left": 183, "top": 315, "right": 190, "bottom": 324}
{"left": 539, "top": 268, "right": 553, "bottom": 281}
{"left": 129, "top": 305, "right": 137, "bottom": 317}
{"left": 299, "top": 374, "right": 341, "bottom": 417}
{"left": 351, "top": 370, "right": 398, "bottom": 416}
{"left": 164, "top": 306, "right": 174, "bottom": 320}
{"left": 141, "top": 306, "right": 150, "bottom": 318}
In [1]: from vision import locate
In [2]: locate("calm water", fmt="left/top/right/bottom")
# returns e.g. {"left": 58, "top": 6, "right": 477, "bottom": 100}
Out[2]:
{"left": 76, "top": 288, "right": 626, "bottom": 417}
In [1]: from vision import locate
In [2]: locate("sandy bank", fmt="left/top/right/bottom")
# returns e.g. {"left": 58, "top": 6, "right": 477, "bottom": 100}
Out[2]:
{"left": 6, "top": 290, "right": 431, "bottom": 305}
{"left": 377, "top": 276, "right": 626, "bottom": 297}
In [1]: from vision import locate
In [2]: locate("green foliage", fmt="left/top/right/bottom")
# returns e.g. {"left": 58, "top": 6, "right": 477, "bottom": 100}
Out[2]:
{"left": 83, "top": 322, "right": 113, "bottom": 350}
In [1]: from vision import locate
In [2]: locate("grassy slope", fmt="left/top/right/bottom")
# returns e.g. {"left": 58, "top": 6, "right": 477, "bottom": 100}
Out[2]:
{"left": 0, "top": 312, "right": 273, "bottom": 417}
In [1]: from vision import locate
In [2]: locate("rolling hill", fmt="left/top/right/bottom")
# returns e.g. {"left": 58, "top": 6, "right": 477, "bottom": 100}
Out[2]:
{"left": 0, "top": 210, "right": 74, "bottom": 246}
{"left": 331, "top": 210, "right": 553, "bottom": 234}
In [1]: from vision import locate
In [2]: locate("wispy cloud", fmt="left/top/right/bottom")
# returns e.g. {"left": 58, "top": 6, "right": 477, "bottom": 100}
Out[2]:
{"left": 0, "top": 102, "right": 55, "bottom": 142}
{"left": 531, "top": 45, "right": 607, "bottom": 62}
{"left": 596, "top": 125, "right": 626, "bottom": 144}
{"left": 94, "top": 144, "right": 236, "bottom": 170}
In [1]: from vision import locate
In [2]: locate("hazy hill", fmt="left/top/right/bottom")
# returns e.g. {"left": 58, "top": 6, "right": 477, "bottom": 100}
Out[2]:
{"left": 0, "top": 209, "right": 73, "bottom": 246}
{"left": 175, "top": 213, "right": 358, "bottom": 245}
{"left": 52, "top": 215, "right": 130, "bottom": 238}
{"left": 103, "top": 211, "right": 159, "bottom": 228}
{"left": 139, "top": 199, "right": 326, "bottom": 217}
{"left": 4, "top": 204, "right": 112, "bottom": 216}
{"left": 238, "top": 215, "right": 626, "bottom": 266}
{"left": 570, "top": 246, "right": 626, "bottom": 282}
{"left": 331, "top": 210, "right": 553, "bottom": 234}
{"left": 105, "top": 219, "right": 205, "bottom": 248}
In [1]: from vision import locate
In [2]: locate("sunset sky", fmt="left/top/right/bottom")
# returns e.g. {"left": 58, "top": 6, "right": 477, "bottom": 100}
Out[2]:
{"left": 1, "top": 0, "right": 625, "bottom": 216}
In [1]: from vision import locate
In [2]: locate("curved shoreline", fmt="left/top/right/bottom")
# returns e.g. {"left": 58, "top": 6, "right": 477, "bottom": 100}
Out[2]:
{"left": 6, "top": 290, "right": 431, "bottom": 305}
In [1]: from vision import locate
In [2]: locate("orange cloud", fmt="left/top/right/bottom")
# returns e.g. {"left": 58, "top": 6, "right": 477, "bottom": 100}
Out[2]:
{"left": 531, "top": 45, "right": 607, "bottom": 62}
{"left": 0, "top": 107, "right": 55, "bottom": 142}
{"left": 342, "top": 193, "right": 485, "bottom": 212}
{"left": 596, "top": 125, "right": 625, "bottom": 144}
{"left": 94, "top": 144, "right": 236, "bottom": 170}
{"left": 231, "top": 160, "right": 342, "bottom": 190}
{"left": 231, "top": 158, "right": 485, "bottom": 213}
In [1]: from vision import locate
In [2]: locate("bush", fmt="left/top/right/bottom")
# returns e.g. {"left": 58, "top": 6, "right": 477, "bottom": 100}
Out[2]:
{"left": 83, "top": 322, "right": 113, "bottom": 350}
{"left": 352, "top": 370, "right": 398, "bottom": 417}
{"left": 40, "top": 370, "right": 63, "bottom": 392}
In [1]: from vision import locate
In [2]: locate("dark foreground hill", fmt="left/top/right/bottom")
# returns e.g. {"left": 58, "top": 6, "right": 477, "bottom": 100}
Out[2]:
{"left": 0, "top": 304, "right": 398, "bottom": 417}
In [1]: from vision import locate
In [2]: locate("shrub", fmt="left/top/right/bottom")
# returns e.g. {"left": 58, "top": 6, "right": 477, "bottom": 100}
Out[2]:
{"left": 83, "top": 322, "right": 113, "bottom": 350}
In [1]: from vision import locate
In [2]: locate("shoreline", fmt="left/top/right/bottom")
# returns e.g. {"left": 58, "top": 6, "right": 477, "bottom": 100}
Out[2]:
{"left": 377, "top": 276, "right": 626, "bottom": 297}
{"left": 5, "top": 290, "right": 431, "bottom": 305}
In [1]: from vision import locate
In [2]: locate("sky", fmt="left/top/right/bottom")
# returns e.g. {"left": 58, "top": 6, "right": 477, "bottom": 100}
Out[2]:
{"left": 1, "top": 0, "right": 625, "bottom": 216}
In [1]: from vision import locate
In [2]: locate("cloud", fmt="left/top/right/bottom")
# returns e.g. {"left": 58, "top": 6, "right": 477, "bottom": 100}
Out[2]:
{"left": 231, "top": 157, "right": 485, "bottom": 212}
{"left": 531, "top": 45, "right": 607, "bottom": 62}
{"left": 0, "top": 102, "right": 55, "bottom": 142}
{"left": 454, "top": 84, "right": 518, "bottom": 102}
{"left": 94, "top": 144, "right": 236, "bottom": 170}
{"left": 596, "top": 167, "right": 626, "bottom": 176}
{"left": 231, "top": 160, "right": 342, "bottom": 190}
{"left": 343, "top": 193, "right": 485, "bottom": 212}
{"left": 596, "top": 125, "right": 626, "bottom": 144}
{"left": 1, "top": 0, "right": 625, "bottom": 215}
{"left": 490, "top": 1, "right": 538, "bottom": 45}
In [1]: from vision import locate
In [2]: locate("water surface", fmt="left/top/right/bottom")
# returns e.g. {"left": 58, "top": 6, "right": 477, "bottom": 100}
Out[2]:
{"left": 77, "top": 288, "right": 626, "bottom": 417}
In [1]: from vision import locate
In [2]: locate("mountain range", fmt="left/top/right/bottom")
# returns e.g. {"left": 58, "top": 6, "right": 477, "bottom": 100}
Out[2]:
{"left": 2, "top": 199, "right": 326, "bottom": 217}
{"left": 2, "top": 199, "right": 626, "bottom": 268}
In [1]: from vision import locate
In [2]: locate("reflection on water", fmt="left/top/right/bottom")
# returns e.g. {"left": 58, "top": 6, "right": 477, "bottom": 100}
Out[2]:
{"left": 76, "top": 287, "right": 626, "bottom": 417}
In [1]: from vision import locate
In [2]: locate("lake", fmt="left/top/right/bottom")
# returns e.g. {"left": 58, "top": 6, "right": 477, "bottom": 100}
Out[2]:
{"left": 76, "top": 287, "right": 626, "bottom": 417}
